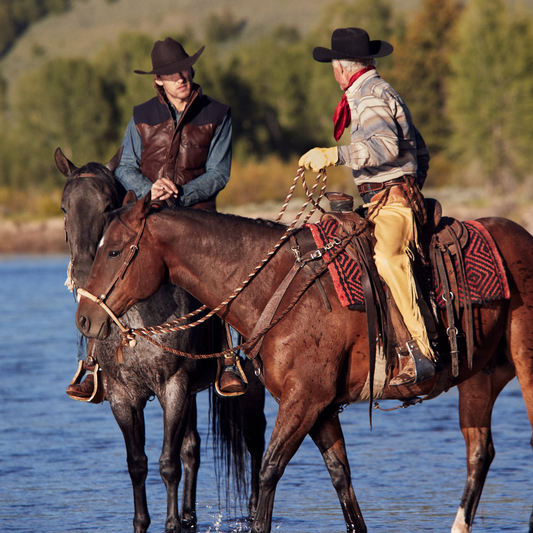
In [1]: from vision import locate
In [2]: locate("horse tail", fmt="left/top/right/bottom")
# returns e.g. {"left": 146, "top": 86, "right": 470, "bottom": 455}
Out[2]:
{"left": 204, "top": 315, "right": 249, "bottom": 510}
{"left": 210, "top": 389, "right": 249, "bottom": 508}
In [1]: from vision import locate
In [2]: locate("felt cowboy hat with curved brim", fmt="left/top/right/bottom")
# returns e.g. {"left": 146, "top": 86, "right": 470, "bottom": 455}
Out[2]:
{"left": 313, "top": 27, "right": 393, "bottom": 62}
{"left": 134, "top": 37, "right": 205, "bottom": 75}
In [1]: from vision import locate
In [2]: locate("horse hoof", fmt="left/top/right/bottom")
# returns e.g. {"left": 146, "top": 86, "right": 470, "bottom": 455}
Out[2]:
{"left": 181, "top": 513, "right": 197, "bottom": 530}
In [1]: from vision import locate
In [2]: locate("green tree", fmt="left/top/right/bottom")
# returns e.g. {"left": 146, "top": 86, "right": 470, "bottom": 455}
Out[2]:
{"left": 9, "top": 57, "right": 113, "bottom": 188}
{"left": 447, "top": 0, "right": 533, "bottom": 188}
{"left": 93, "top": 31, "right": 157, "bottom": 145}
{"left": 388, "top": 0, "right": 462, "bottom": 158}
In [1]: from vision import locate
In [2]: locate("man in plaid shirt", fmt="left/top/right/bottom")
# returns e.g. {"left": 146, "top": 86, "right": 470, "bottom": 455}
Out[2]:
{"left": 300, "top": 27, "right": 435, "bottom": 386}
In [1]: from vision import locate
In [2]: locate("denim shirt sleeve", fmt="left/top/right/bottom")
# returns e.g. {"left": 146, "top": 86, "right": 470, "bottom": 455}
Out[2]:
{"left": 115, "top": 117, "right": 153, "bottom": 199}
{"left": 177, "top": 110, "right": 232, "bottom": 207}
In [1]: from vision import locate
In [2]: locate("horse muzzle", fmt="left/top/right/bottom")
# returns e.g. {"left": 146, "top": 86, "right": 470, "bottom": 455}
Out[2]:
{"left": 76, "top": 291, "right": 113, "bottom": 340}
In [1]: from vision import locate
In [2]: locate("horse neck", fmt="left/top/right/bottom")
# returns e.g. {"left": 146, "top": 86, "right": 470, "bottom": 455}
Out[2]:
{"left": 152, "top": 210, "right": 290, "bottom": 335}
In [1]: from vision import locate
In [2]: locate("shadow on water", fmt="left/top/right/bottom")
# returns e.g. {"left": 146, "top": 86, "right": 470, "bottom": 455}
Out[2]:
{"left": 0, "top": 256, "right": 531, "bottom": 532}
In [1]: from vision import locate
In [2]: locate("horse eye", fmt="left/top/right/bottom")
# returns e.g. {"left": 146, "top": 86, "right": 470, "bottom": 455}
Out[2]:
{"left": 108, "top": 250, "right": 121, "bottom": 259}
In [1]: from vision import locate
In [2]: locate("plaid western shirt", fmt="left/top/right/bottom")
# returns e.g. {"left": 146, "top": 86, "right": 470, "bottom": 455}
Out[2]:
{"left": 337, "top": 69, "right": 429, "bottom": 188}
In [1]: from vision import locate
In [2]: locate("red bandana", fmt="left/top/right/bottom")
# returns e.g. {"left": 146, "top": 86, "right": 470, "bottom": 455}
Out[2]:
{"left": 332, "top": 66, "right": 375, "bottom": 141}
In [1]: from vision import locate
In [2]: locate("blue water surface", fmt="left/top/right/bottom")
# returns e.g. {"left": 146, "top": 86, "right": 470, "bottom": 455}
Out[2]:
{"left": 0, "top": 255, "right": 531, "bottom": 532}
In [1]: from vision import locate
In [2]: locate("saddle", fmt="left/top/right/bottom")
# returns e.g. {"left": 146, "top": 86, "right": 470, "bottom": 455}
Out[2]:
{"left": 322, "top": 192, "right": 474, "bottom": 389}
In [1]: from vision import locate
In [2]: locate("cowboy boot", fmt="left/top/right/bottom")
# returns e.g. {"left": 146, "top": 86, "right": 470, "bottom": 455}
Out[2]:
{"left": 390, "top": 339, "right": 435, "bottom": 387}
{"left": 218, "top": 355, "right": 246, "bottom": 395}
{"left": 65, "top": 356, "right": 97, "bottom": 398}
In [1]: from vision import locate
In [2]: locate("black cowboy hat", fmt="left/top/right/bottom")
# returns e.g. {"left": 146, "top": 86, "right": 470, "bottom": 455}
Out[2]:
{"left": 313, "top": 27, "right": 393, "bottom": 62}
{"left": 134, "top": 37, "right": 205, "bottom": 75}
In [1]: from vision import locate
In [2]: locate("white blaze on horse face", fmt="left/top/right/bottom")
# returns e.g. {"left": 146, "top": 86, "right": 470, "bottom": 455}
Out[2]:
{"left": 98, "top": 234, "right": 106, "bottom": 249}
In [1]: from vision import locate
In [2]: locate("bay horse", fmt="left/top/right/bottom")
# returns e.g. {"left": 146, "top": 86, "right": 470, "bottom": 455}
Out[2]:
{"left": 56, "top": 149, "right": 266, "bottom": 533}
{"left": 75, "top": 190, "right": 533, "bottom": 533}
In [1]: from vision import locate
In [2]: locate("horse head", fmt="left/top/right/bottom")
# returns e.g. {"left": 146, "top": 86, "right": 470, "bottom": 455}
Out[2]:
{"left": 57, "top": 147, "right": 124, "bottom": 288}
{"left": 76, "top": 192, "right": 168, "bottom": 339}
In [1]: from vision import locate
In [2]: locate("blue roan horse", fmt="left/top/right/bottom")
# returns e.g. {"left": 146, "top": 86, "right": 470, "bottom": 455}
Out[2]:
{"left": 56, "top": 148, "right": 266, "bottom": 533}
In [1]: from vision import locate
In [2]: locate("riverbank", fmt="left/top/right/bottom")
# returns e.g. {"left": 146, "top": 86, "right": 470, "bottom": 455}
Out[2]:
{"left": 0, "top": 218, "right": 68, "bottom": 254}
{"left": 2, "top": 192, "right": 533, "bottom": 254}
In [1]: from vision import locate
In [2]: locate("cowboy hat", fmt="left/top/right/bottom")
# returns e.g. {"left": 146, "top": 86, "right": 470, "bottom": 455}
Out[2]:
{"left": 134, "top": 37, "right": 205, "bottom": 75}
{"left": 313, "top": 27, "right": 393, "bottom": 62}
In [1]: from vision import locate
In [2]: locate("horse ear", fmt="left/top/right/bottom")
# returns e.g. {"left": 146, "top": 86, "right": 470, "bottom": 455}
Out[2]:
{"left": 139, "top": 191, "right": 153, "bottom": 216}
{"left": 124, "top": 192, "right": 152, "bottom": 225}
{"left": 55, "top": 147, "right": 77, "bottom": 178}
{"left": 123, "top": 190, "right": 137, "bottom": 206}
{"left": 106, "top": 146, "right": 124, "bottom": 173}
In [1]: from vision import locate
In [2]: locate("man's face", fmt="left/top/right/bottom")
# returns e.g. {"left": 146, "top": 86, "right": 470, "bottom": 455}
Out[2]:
{"left": 155, "top": 68, "right": 193, "bottom": 107}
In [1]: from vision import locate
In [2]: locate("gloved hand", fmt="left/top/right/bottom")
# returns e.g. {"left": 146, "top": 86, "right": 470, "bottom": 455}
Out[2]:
{"left": 298, "top": 147, "right": 338, "bottom": 172}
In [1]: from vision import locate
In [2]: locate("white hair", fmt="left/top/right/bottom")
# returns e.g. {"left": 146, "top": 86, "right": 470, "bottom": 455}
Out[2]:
{"left": 333, "top": 58, "right": 377, "bottom": 73}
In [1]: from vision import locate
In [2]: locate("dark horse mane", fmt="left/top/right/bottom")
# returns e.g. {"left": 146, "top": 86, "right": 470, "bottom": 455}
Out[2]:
{"left": 111, "top": 200, "right": 289, "bottom": 233}
{"left": 66, "top": 161, "right": 126, "bottom": 206}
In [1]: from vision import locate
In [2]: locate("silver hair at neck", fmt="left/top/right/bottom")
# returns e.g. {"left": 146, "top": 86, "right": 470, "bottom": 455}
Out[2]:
{"left": 333, "top": 58, "right": 377, "bottom": 73}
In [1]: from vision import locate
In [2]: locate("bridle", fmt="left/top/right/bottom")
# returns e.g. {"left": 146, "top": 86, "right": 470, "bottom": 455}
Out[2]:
{"left": 77, "top": 216, "right": 147, "bottom": 347}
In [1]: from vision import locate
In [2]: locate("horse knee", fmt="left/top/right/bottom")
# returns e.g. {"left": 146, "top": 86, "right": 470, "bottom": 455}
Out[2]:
{"left": 159, "top": 457, "right": 181, "bottom": 483}
{"left": 327, "top": 461, "right": 351, "bottom": 493}
{"left": 180, "top": 432, "right": 201, "bottom": 468}
{"left": 259, "top": 460, "right": 284, "bottom": 491}
{"left": 128, "top": 455, "right": 148, "bottom": 485}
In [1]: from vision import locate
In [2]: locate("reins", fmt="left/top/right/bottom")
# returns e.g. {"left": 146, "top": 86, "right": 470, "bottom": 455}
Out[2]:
{"left": 78, "top": 167, "right": 338, "bottom": 361}
{"left": 117, "top": 230, "right": 356, "bottom": 366}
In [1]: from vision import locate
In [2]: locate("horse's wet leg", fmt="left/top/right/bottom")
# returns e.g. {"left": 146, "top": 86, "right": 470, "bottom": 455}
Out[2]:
{"left": 239, "top": 361, "right": 266, "bottom": 519}
{"left": 109, "top": 389, "right": 150, "bottom": 533}
{"left": 180, "top": 396, "right": 200, "bottom": 528}
{"left": 159, "top": 383, "right": 192, "bottom": 533}
{"left": 309, "top": 414, "right": 366, "bottom": 533}
{"left": 251, "top": 396, "right": 327, "bottom": 533}
{"left": 452, "top": 362, "right": 514, "bottom": 533}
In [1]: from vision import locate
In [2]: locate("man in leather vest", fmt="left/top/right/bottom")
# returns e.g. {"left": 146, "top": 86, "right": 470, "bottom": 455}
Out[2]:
{"left": 66, "top": 37, "right": 246, "bottom": 398}
{"left": 299, "top": 28, "right": 435, "bottom": 387}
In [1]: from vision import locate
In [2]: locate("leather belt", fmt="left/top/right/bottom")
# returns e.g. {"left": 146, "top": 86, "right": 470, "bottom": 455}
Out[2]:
{"left": 357, "top": 176, "right": 406, "bottom": 195}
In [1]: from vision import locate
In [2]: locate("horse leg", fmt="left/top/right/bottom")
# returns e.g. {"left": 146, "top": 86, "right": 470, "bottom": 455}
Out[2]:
{"left": 179, "top": 395, "right": 200, "bottom": 528}
{"left": 505, "top": 303, "right": 533, "bottom": 532}
{"left": 108, "top": 388, "right": 150, "bottom": 533}
{"left": 159, "top": 382, "right": 192, "bottom": 533}
{"left": 251, "top": 395, "right": 330, "bottom": 533}
{"left": 452, "top": 359, "right": 515, "bottom": 533}
{"left": 239, "top": 360, "right": 266, "bottom": 518}
{"left": 309, "top": 413, "right": 367, "bottom": 532}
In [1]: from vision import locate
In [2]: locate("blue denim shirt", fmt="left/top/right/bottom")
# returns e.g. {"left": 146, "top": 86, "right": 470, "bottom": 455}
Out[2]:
{"left": 115, "top": 109, "right": 232, "bottom": 207}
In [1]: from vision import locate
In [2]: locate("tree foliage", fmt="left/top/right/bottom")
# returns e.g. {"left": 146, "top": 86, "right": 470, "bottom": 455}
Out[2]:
{"left": 2, "top": 0, "right": 533, "bottom": 197}
{"left": 388, "top": 0, "right": 462, "bottom": 155}
{"left": 10, "top": 57, "right": 113, "bottom": 187}
{"left": 447, "top": 0, "right": 533, "bottom": 187}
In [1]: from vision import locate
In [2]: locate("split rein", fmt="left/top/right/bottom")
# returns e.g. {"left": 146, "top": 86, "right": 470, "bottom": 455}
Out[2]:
{"left": 78, "top": 168, "right": 352, "bottom": 363}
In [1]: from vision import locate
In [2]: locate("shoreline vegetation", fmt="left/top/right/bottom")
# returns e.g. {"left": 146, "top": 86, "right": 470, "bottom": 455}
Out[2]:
{"left": 3, "top": 183, "right": 533, "bottom": 255}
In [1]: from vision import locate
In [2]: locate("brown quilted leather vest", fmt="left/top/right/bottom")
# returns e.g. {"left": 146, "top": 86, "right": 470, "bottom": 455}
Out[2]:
{"left": 134, "top": 85, "right": 229, "bottom": 210}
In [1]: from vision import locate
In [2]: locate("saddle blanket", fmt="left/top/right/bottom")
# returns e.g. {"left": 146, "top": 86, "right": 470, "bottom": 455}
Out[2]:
{"left": 307, "top": 219, "right": 510, "bottom": 309}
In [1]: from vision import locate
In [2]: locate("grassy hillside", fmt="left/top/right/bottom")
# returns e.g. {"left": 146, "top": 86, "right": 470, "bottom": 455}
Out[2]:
{"left": 0, "top": 0, "right": 420, "bottom": 101}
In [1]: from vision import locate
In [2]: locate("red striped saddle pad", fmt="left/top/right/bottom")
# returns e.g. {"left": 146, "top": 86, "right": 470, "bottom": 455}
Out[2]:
{"left": 307, "top": 219, "right": 510, "bottom": 309}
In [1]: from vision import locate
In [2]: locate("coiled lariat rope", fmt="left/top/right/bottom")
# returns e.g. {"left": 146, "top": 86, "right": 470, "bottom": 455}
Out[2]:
{"left": 103, "top": 167, "right": 334, "bottom": 358}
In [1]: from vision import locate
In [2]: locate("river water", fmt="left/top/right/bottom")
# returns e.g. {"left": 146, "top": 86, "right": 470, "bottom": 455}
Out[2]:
{"left": 0, "top": 255, "right": 531, "bottom": 533}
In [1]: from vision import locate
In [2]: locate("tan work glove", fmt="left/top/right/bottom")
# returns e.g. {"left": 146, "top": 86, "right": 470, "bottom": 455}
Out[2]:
{"left": 298, "top": 147, "right": 338, "bottom": 172}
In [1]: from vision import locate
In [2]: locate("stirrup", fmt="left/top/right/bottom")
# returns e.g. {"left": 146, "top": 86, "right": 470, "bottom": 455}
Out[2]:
{"left": 66, "top": 359, "right": 106, "bottom": 403}
{"left": 215, "top": 356, "right": 248, "bottom": 397}
{"left": 390, "top": 340, "right": 435, "bottom": 387}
